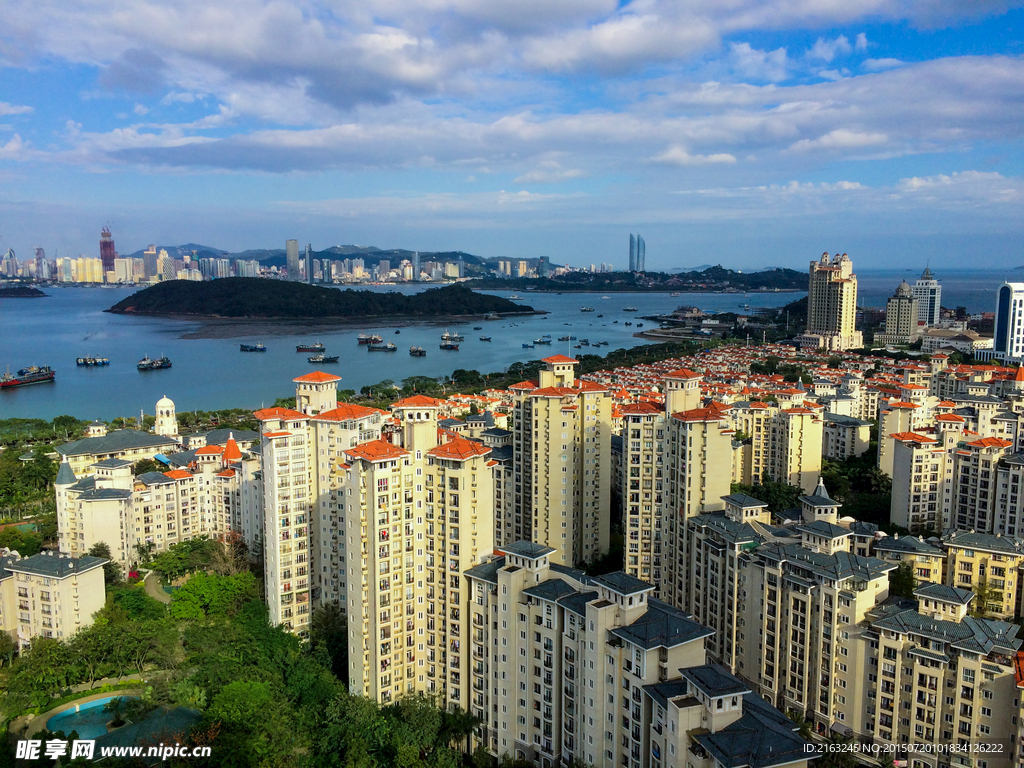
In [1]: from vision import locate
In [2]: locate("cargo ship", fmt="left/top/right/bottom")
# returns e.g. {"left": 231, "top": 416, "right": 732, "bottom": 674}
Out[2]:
{"left": 1, "top": 365, "right": 56, "bottom": 388}
{"left": 409, "top": 346, "right": 427, "bottom": 357}
{"left": 76, "top": 356, "right": 110, "bottom": 366}
{"left": 308, "top": 353, "right": 340, "bottom": 363}
{"left": 296, "top": 342, "right": 325, "bottom": 352}
{"left": 368, "top": 342, "right": 398, "bottom": 352}
{"left": 439, "top": 341, "right": 460, "bottom": 351}
{"left": 137, "top": 356, "right": 171, "bottom": 371}
{"left": 441, "top": 330, "right": 464, "bottom": 343}
{"left": 240, "top": 343, "right": 266, "bottom": 352}
{"left": 357, "top": 334, "right": 383, "bottom": 345}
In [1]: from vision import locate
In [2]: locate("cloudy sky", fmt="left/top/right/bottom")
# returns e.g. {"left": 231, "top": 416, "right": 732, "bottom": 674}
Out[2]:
{"left": 1, "top": 0, "right": 1022, "bottom": 271}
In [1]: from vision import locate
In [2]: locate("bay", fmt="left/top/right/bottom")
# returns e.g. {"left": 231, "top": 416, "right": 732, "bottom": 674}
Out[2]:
{"left": 0, "top": 284, "right": 800, "bottom": 420}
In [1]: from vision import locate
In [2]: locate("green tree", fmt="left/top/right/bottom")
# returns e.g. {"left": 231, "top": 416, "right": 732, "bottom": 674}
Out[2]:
{"left": 889, "top": 562, "right": 916, "bottom": 599}
{"left": 169, "top": 572, "right": 259, "bottom": 620}
{"left": 0, "top": 630, "right": 14, "bottom": 667}
{"left": 310, "top": 600, "right": 348, "bottom": 682}
{"left": 88, "top": 542, "right": 123, "bottom": 585}
{"left": 5, "top": 637, "right": 75, "bottom": 708}
{"left": 133, "top": 457, "right": 165, "bottom": 475}
{"left": 205, "top": 680, "right": 297, "bottom": 767}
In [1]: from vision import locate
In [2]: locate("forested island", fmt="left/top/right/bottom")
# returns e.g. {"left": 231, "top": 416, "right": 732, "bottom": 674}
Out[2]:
{"left": 106, "top": 279, "right": 536, "bottom": 319}
{"left": 473, "top": 265, "right": 806, "bottom": 292}
{"left": 0, "top": 286, "right": 47, "bottom": 298}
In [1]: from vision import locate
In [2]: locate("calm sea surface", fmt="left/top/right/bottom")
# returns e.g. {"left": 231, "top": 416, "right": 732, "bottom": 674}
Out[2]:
{"left": 0, "top": 284, "right": 799, "bottom": 420}
{"left": 0, "top": 269, "right": 1015, "bottom": 421}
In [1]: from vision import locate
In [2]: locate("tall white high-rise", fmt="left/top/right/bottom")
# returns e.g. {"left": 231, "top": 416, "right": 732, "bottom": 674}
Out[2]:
{"left": 797, "top": 252, "right": 863, "bottom": 351}
{"left": 286, "top": 239, "right": 300, "bottom": 281}
{"left": 993, "top": 282, "right": 1024, "bottom": 362}
{"left": 911, "top": 266, "right": 941, "bottom": 326}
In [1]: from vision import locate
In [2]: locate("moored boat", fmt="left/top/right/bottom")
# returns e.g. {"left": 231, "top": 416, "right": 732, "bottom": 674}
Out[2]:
{"left": 410, "top": 346, "right": 427, "bottom": 357}
{"left": 440, "top": 342, "right": 460, "bottom": 350}
{"left": 240, "top": 343, "right": 266, "bottom": 352}
{"left": 297, "top": 342, "right": 325, "bottom": 352}
{"left": 1, "top": 365, "right": 55, "bottom": 388}
{"left": 441, "top": 330, "right": 465, "bottom": 343}
{"left": 580, "top": 307, "right": 595, "bottom": 312}
{"left": 137, "top": 356, "right": 171, "bottom": 371}
{"left": 76, "top": 356, "right": 110, "bottom": 366}
{"left": 368, "top": 342, "right": 398, "bottom": 352}
{"left": 478, "top": 336, "right": 491, "bottom": 341}
{"left": 308, "top": 353, "right": 341, "bottom": 363}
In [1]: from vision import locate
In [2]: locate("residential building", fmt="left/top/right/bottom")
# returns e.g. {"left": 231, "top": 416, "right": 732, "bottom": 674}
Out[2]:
{"left": 798, "top": 252, "right": 863, "bottom": 352}
{"left": 55, "top": 427, "right": 179, "bottom": 479}
{"left": 992, "top": 282, "right": 1024, "bottom": 363}
{"left": 942, "top": 530, "right": 1024, "bottom": 619}
{"left": 729, "top": 401, "right": 822, "bottom": 493}
{"left": 889, "top": 432, "right": 946, "bottom": 533}
{"left": 286, "top": 239, "right": 300, "bottom": 281}
{"left": 821, "top": 412, "right": 871, "bottom": 460}
{"left": 508, "top": 356, "right": 612, "bottom": 567}
{"left": 949, "top": 437, "right": 1014, "bottom": 533}
{"left": 0, "top": 552, "right": 107, "bottom": 650}
{"left": 620, "top": 402, "right": 666, "bottom": 586}
{"left": 871, "top": 534, "right": 945, "bottom": 584}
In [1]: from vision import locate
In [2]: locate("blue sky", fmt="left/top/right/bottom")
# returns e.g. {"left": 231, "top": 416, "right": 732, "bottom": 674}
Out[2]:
{"left": 1, "top": 0, "right": 1023, "bottom": 271}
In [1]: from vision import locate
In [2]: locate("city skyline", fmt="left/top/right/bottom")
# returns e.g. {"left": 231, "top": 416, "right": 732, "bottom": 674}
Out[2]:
{"left": 0, "top": 3, "right": 1022, "bottom": 269}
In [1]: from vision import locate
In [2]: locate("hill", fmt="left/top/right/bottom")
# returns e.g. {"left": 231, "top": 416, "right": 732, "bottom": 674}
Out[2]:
{"left": 472, "top": 265, "right": 806, "bottom": 292}
{"left": 105, "top": 279, "right": 535, "bottom": 319}
{"left": 0, "top": 286, "right": 47, "bottom": 298}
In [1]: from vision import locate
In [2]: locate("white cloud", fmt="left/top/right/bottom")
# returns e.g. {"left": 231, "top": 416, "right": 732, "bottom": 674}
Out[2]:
{"left": 161, "top": 92, "right": 198, "bottom": 104}
{"left": 649, "top": 146, "right": 737, "bottom": 166}
{"left": 787, "top": 129, "right": 888, "bottom": 152}
{"left": 729, "top": 42, "right": 789, "bottom": 82}
{"left": 807, "top": 35, "right": 852, "bottom": 62}
{"left": 133, "top": 103, "right": 149, "bottom": 115}
{"left": 0, "top": 102, "right": 33, "bottom": 116}
{"left": 862, "top": 58, "right": 904, "bottom": 71}
{"left": 513, "top": 161, "right": 586, "bottom": 183}
{"left": 855, "top": 33, "right": 868, "bottom": 51}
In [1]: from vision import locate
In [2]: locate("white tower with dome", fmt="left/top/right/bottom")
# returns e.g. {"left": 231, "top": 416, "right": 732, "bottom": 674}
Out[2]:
{"left": 154, "top": 395, "right": 179, "bottom": 439}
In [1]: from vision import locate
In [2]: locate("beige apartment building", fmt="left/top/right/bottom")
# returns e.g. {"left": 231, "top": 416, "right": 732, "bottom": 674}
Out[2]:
{"left": 620, "top": 402, "right": 666, "bottom": 587}
{"left": 339, "top": 397, "right": 494, "bottom": 707}
{"left": 0, "top": 552, "right": 106, "bottom": 649}
{"left": 876, "top": 281, "right": 921, "bottom": 347}
{"left": 942, "top": 530, "right": 1024, "bottom": 620}
{"left": 508, "top": 356, "right": 612, "bottom": 566}
{"left": 798, "top": 252, "right": 863, "bottom": 352}
{"left": 56, "top": 425, "right": 179, "bottom": 478}
{"left": 729, "top": 401, "right": 822, "bottom": 494}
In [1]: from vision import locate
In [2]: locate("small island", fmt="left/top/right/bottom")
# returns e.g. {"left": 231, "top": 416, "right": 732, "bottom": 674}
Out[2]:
{"left": 471, "top": 265, "right": 807, "bottom": 292}
{"left": 0, "top": 286, "right": 48, "bottom": 298}
{"left": 106, "top": 279, "right": 536, "bottom": 320}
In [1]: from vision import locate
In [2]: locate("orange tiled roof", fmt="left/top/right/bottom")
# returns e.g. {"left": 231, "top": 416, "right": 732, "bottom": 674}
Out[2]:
{"left": 665, "top": 368, "right": 700, "bottom": 379}
{"left": 293, "top": 371, "right": 342, "bottom": 383}
{"left": 194, "top": 445, "right": 224, "bottom": 456}
{"left": 532, "top": 386, "right": 580, "bottom": 397}
{"left": 509, "top": 380, "right": 538, "bottom": 390}
{"left": 428, "top": 437, "right": 492, "bottom": 461}
{"left": 344, "top": 440, "right": 409, "bottom": 462}
{"left": 620, "top": 402, "right": 664, "bottom": 415}
{"left": 315, "top": 403, "right": 384, "bottom": 422}
{"left": 964, "top": 437, "right": 1013, "bottom": 449}
{"left": 253, "top": 406, "right": 307, "bottom": 421}
{"left": 223, "top": 437, "right": 243, "bottom": 463}
{"left": 890, "top": 432, "right": 937, "bottom": 444}
{"left": 542, "top": 355, "right": 579, "bottom": 364}
{"left": 164, "top": 469, "right": 192, "bottom": 480}
{"left": 672, "top": 406, "right": 729, "bottom": 422}
{"left": 263, "top": 430, "right": 291, "bottom": 439}
{"left": 392, "top": 395, "right": 442, "bottom": 408}
{"left": 936, "top": 414, "right": 965, "bottom": 423}
{"left": 216, "top": 469, "right": 236, "bottom": 478}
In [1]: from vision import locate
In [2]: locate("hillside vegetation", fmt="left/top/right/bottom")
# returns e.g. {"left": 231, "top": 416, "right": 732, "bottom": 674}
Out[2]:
{"left": 106, "top": 279, "right": 534, "bottom": 319}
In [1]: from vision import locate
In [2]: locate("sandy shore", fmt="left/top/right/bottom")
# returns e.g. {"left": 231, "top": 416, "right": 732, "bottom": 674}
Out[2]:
{"left": 171, "top": 311, "right": 546, "bottom": 340}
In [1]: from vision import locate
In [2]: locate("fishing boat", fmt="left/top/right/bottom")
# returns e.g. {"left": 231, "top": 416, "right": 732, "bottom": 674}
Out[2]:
{"left": 297, "top": 342, "right": 325, "bottom": 352}
{"left": 623, "top": 306, "right": 638, "bottom": 312}
{"left": 558, "top": 336, "right": 570, "bottom": 341}
{"left": 439, "top": 342, "right": 460, "bottom": 351}
{"left": 508, "top": 294, "right": 521, "bottom": 299}
{"left": 596, "top": 314, "right": 603, "bottom": 318}
{"left": 484, "top": 312, "right": 500, "bottom": 320}
{"left": 479, "top": 336, "right": 492, "bottom": 341}
{"left": 76, "top": 356, "right": 110, "bottom": 366}
{"left": 473, "top": 326, "right": 483, "bottom": 330}
{"left": 534, "top": 338, "right": 552, "bottom": 345}
{"left": 368, "top": 342, "right": 398, "bottom": 352}
{"left": 308, "top": 353, "right": 341, "bottom": 363}
{"left": 409, "top": 346, "right": 427, "bottom": 357}
{"left": 580, "top": 307, "right": 595, "bottom": 312}
{"left": 601, "top": 296, "right": 610, "bottom": 299}
{"left": 137, "top": 356, "right": 171, "bottom": 371}
{"left": 522, "top": 343, "right": 535, "bottom": 349}
{"left": 670, "top": 292, "right": 680, "bottom": 297}
{"left": 240, "top": 343, "right": 266, "bottom": 352}
{"left": 1, "top": 365, "right": 55, "bottom": 388}
{"left": 441, "top": 330, "right": 465, "bottom": 343}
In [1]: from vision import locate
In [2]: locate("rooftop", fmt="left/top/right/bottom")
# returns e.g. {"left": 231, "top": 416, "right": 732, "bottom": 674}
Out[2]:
{"left": 57, "top": 429, "right": 177, "bottom": 458}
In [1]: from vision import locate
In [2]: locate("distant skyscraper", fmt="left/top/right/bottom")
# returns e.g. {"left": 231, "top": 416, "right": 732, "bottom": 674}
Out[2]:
{"left": 629, "top": 233, "right": 637, "bottom": 271}
{"left": 305, "top": 243, "right": 313, "bottom": 284}
{"left": 636, "top": 234, "right": 645, "bottom": 272}
{"left": 100, "top": 228, "right": 116, "bottom": 276}
{"left": 993, "top": 283, "right": 1024, "bottom": 362}
{"left": 286, "top": 239, "right": 299, "bottom": 281}
{"left": 412, "top": 251, "right": 420, "bottom": 281}
{"left": 538, "top": 256, "right": 550, "bottom": 278}
{"left": 911, "top": 267, "right": 941, "bottom": 327}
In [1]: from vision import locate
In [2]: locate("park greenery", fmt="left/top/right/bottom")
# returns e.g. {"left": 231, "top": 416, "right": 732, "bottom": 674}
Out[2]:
{"left": 0, "top": 548, "right": 486, "bottom": 768}
{"left": 107, "top": 279, "right": 535, "bottom": 320}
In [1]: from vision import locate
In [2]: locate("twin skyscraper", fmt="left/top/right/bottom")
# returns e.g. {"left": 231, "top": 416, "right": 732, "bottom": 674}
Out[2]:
{"left": 628, "top": 233, "right": 645, "bottom": 272}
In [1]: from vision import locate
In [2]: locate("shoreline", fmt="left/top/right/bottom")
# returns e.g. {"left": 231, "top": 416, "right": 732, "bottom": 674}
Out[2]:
{"left": 119, "top": 310, "right": 549, "bottom": 340}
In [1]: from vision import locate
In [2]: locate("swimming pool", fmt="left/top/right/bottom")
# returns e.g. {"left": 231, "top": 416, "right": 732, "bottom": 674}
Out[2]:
{"left": 46, "top": 696, "right": 138, "bottom": 740}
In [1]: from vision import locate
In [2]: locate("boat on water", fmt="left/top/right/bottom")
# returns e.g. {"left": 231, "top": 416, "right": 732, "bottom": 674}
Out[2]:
{"left": 522, "top": 343, "right": 535, "bottom": 349}
{"left": 441, "top": 330, "right": 465, "bottom": 343}
{"left": 394, "top": 329, "right": 401, "bottom": 335}
{"left": 601, "top": 296, "right": 610, "bottom": 299}
{"left": 473, "top": 326, "right": 483, "bottom": 330}
{"left": 534, "top": 338, "right": 552, "bottom": 345}
{"left": 596, "top": 314, "right": 603, "bottom": 318}
{"left": 479, "top": 336, "right": 492, "bottom": 341}
{"left": 357, "top": 333, "right": 384, "bottom": 344}
{"left": 297, "top": 342, "right": 326, "bottom": 352}
{"left": 508, "top": 294, "right": 521, "bottom": 299}
{"left": 368, "top": 342, "right": 398, "bottom": 352}
{"left": 439, "top": 342, "right": 460, "bottom": 351}
{"left": 1, "top": 365, "right": 55, "bottom": 388}
{"left": 623, "top": 306, "right": 638, "bottom": 311}
{"left": 484, "top": 312, "right": 500, "bottom": 320}
{"left": 138, "top": 356, "right": 171, "bottom": 371}
{"left": 558, "top": 335, "right": 570, "bottom": 341}
{"left": 308, "top": 353, "right": 341, "bottom": 363}
{"left": 76, "top": 356, "right": 110, "bottom": 366}
{"left": 240, "top": 343, "right": 266, "bottom": 352}
{"left": 409, "top": 346, "right": 427, "bottom": 357}
{"left": 580, "top": 307, "right": 595, "bottom": 312}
